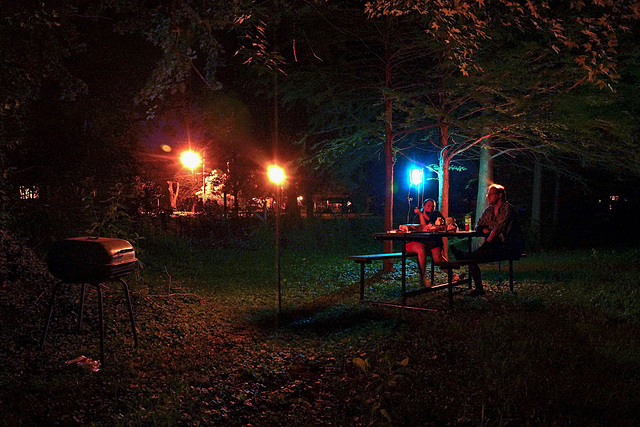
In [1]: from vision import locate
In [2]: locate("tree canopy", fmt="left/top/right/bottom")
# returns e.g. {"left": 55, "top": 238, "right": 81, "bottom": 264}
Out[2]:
{"left": 2, "top": 0, "right": 640, "bottom": 244}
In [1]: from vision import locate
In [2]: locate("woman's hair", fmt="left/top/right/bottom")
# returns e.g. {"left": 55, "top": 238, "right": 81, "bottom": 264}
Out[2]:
{"left": 422, "top": 198, "right": 437, "bottom": 208}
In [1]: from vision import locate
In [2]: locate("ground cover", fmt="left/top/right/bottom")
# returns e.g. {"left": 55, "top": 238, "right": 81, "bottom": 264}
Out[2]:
{"left": 1, "top": 225, "right": 639, "bottom": 426}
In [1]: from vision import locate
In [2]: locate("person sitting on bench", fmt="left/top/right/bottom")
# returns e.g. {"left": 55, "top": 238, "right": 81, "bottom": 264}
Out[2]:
{"left": 451, "top": 184, "right": 525, "bottom": 296}
{"left": 399, "top": 198, "right": 460, "bottom": 288}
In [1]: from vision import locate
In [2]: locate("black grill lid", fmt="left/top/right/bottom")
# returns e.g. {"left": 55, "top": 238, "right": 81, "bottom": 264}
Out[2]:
{"left": 47, "top": 237, "right": 136, "bottom": 283}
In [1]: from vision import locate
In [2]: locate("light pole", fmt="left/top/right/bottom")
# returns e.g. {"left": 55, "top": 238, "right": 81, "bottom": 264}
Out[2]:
{"left": 201, "top": 149, "right": 206, "bottom": 203}
{"left": 267, "top": 164, "right": 286, "bottom": 324}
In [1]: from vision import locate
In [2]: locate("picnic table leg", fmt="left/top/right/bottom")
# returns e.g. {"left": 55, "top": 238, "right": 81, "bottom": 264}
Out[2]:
{"left": 401, "top": 240, "right": 407, "bottom": 307}
{"left": 430, "top": 259, "right": 435, "bottom": 284}
{"left": 359, "top": 263, "right": 366, "bottom": 301}
{"left": 447, "top": 269, "right": 454, "bottom": 309}
{"left": 466, "top": 236, "right": 473, "bottom": 289}
{"left": 509, "top": 259, "right": 514, "bottom": 292}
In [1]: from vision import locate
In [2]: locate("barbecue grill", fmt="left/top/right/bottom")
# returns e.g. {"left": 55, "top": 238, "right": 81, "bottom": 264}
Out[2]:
{"left": 47, "top": 237, "right": 137, "bottom": 283}
{"left": 40, "top": 237, "right": 139, "bottom": 367}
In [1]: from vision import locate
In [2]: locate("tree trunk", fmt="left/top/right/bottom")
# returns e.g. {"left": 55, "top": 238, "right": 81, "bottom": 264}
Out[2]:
{"left": 304, "top": 188, "right": 314, "bottom": 218}
{"left": 167, "top": 181, "right": 179, "bottom": 210}
{"left": 286, "top": 185, "right": 300, "bottom": 218}
{"left": 382, "top": 99, "right": 394, "bottom": 269}
{"left": 475, "top": 142, "right": 494, "bottom": 249}
{"left": 552, "top": 170, "right": 560, "bottom": 229}
{"left": 438, "top": 124, "right": 450, "bottom": 218}
{"left": 233, "top": 186, "right": 239, "bottom": 217}
{"left": 383, "top": 16, "right": 394, "bottom": 271}
{"left": 475, "top": 143, "right": 493, "bottom": 223}
{"left": 531, "top": 160, "right": 542, "bottom": 250}
{"left": 438, "top": 124, "right": 451, "bottom": 257}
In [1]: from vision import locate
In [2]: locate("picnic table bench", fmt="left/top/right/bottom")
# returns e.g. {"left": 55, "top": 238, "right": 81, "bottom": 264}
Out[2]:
{"left": 434, "top": 254, "right": 525, "bottom": 293}
{"left": 346, "top": 252, "right": 473, "bottom": 309}
{"left": 346, "top": 252, "right": 419, "bottom": 301}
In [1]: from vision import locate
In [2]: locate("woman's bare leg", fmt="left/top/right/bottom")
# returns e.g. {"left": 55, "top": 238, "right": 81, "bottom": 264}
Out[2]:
{"left": 406, "top": 242, "right": 431, "bottom": 287}
{"left": 431, "top": 247, "right": 460, "bottom": 283}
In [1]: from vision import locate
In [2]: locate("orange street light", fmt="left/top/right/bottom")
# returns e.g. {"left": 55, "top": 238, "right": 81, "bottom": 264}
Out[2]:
{"left": 180, "top": 150, "right": 202, "bottom": 170}
{"left": 267, "top": 165, "right": 285, "bottom": 185}
{"left": 181, "top": 149, "right": 206, "bottom": 204}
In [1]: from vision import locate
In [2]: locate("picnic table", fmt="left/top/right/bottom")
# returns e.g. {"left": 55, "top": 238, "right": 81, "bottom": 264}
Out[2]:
{"left": 369, "top": 230, "right": 482, "bottom": 308}
{"left": 348, "top": 228, "right": 525, "bottom": 310}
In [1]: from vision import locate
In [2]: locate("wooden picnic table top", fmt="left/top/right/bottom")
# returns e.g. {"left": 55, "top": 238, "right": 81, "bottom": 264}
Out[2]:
{"left": 372, "top": 230, "right": 485, "bottom": 241}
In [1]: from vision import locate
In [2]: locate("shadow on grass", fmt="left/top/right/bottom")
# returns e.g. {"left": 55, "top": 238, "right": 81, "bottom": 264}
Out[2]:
{"left": 245, "top": 298, "right": 403, "bottom": 336}
{"left": 243, "top": 269, "right": 493, "bottom": 336}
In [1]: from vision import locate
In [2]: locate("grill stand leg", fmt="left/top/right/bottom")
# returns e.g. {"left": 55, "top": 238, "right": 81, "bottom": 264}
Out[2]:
{"left": 39, "top": 282, "right": 60, "bottom": 350}
{"left": 119, "top": 278, "right": 138, "bottom": 346}
{"left": 96, "top": 283, "right": 105, "bottom": 367}
{"left": 39, "top": 278, "right": 137, "bottom": 368}
{"left": 79, "top": 283, "right": 86, "bottom": 330}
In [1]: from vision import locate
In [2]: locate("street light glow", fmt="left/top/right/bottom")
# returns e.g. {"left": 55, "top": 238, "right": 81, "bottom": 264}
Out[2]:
{"left": 267, "top": 165, "right": 285, "bottom": 185}
{"left": 409, "top": 168, "right": 424, "bottom": 186}
{"left": 180, "top": 150, "right": 202, "bottom": 170}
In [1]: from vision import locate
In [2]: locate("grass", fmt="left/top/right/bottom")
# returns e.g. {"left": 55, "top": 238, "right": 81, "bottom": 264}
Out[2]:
{"left": 1, "top": 220, "right": 639, "bottom": 425}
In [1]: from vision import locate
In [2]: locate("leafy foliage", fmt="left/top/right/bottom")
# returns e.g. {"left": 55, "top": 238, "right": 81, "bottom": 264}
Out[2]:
{"left": 366, "top": 0, "right": 640, "bottom": 86}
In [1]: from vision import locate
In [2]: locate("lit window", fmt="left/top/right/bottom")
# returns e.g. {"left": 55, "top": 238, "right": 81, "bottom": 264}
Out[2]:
{"left": 19, "top": 186, "right": 39, "bottom": 200}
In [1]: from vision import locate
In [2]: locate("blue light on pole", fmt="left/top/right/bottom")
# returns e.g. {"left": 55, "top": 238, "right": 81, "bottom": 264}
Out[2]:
{"left": 409, "top": 168, "right": 424, "bottom": 187}
{"left": 407, "top": 167, "right": 425, "bottom": 223}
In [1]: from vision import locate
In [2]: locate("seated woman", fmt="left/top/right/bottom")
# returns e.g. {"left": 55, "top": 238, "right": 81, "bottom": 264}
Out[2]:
{"left": 399, "top": 198, "right": 459, "bottom": 288}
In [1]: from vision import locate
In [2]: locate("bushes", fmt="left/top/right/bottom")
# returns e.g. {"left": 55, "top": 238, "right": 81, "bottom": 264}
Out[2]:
{"left": 139, "top": 215, "right": 385, "bottom": 254}
{"left": 0, "top": 230, "right": 52, "bottom": 289}
{"left": 278, "top": 216, "right": 383, "bottom": 254}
